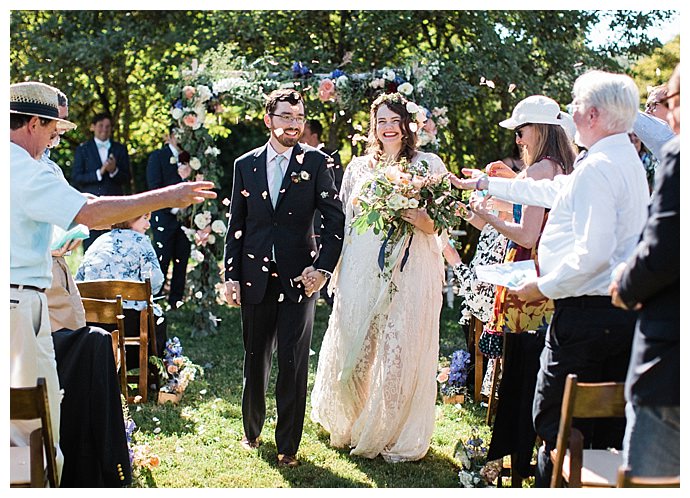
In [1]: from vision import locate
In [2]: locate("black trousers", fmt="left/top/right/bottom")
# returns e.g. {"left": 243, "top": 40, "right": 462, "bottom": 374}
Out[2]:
{"left": 152, "top": 223, "right": 191, "bottom": 305}
{"left": 533, "top": 295, "right": 636, "bottom": 487}
{"left": 240, "top": 266, "right": 316, "bottom": 456}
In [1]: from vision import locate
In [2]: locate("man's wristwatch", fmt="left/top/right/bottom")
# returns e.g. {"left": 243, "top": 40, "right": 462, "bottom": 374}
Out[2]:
{"left": 316, "top": 269, "right": 332, "bottom": 279}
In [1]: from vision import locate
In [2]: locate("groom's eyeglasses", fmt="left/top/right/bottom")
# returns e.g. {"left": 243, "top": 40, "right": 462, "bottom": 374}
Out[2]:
{"left": 269, "top": 114, "right": 306, "bottom": 125}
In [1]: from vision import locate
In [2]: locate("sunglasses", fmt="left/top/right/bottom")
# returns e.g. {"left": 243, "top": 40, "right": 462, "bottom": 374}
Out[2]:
{"left": 515, "top": 124, "right": 530, "bottom": 139}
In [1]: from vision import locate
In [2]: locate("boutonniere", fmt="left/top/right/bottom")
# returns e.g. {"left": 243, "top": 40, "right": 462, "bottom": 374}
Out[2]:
{"left": 291, "top": 170, "right": 311, "bottom": 183}
{"left": 170, "top": 156, "right": 178, "bottom": 165}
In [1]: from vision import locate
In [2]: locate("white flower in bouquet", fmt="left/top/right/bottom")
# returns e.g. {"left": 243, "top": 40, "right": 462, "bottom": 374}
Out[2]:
{"left": 206, "top": 234, "right": 216, "bottom": 245}
{"left": 211, "top": 220, "right": 227, "bottom": 235}
{"left": 335, "top": 75, "right": 349, "bottom": 88}
{"left": 171, "top": 107, "right": 184, "bottom": 120}
{"left": 408, "top": 198, "right": 419, "bottom": 209}
{"left": 386, "top": 193, "right": 407, "bottom": 210}
{"left": 397, "top": 82, "right": 414, "bottom": 95}
{"left": 189, "top": 157, "right": 202, "bottom": 170}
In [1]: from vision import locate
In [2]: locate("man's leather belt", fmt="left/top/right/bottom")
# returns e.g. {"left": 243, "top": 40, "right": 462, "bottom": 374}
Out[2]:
{"left": 10, "top": 284, "right": 46, "bottom": 293}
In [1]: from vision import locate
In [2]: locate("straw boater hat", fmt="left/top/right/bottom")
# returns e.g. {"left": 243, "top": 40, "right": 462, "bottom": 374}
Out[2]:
{"left": 10, "top": 81, "right": 76, "bottom": 130}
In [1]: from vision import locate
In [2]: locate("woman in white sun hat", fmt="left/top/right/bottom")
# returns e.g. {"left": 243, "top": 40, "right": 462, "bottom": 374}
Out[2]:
{"left": 459, "top": 94, "right": 578, "bottom": 482}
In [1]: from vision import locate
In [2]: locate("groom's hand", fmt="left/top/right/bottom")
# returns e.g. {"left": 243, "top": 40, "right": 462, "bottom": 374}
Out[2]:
{"left": 299, "top": 266, "right": 327, "bottom": 297}
{"left": 224, "top": 279, "right": 241, "bottom": 307}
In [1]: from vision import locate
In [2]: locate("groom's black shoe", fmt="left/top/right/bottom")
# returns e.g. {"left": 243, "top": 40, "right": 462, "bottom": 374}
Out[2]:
{"left": 240, "top": 436, "right": 261, "bottom": 450}
{"left": 277, "top": 454, "right": 299, "bottom": 468}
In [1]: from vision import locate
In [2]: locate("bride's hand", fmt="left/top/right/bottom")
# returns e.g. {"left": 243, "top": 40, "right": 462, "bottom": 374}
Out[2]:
{"left": 401, "top": 208, "right": 435, "bottom": 234}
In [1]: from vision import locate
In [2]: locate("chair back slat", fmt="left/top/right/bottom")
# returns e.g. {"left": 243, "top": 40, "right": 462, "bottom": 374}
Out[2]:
{"left": 77, "top": 278, "right": 152, "bottom": 302}
{"left": 571, "top": 382, "right": 626, "bottom": 419}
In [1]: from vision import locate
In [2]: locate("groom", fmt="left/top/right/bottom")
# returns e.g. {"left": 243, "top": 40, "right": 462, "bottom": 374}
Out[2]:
{"left": 223, "top": 89, "right": 344, "bottom": 467}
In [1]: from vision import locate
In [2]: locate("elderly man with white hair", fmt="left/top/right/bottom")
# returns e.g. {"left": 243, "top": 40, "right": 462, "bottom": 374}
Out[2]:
{"left": 451, "top": 70, "right": 650, "bottom": 487}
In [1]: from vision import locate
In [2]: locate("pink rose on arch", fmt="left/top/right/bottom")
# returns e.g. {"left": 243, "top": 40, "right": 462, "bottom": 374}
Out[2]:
{"left": 318, "top": 79, "right": 336, "bottom": 102}
{"left": 182, "top": 113, "right": 198, "bottom": 129}
{"left": 183, "top": 85, "right": 196, "bottom": 99}
{"left": 423, "top": 117, "right": 438, "bottom": 136}
{"left": 167, "top": 364, "right": 179, "bottom": 374}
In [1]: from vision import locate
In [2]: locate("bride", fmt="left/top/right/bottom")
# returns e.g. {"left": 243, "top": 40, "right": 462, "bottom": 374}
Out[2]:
{"left": 310, "top": 92, "right": 448, "bottom": 462}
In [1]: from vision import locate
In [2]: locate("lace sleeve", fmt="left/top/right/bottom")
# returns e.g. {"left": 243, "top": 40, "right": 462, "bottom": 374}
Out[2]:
{"left": 420, "top": 152, "right": 449, "bottom": 176}
{"left": 339, "top": 155, "right": 368, "bottom": 221}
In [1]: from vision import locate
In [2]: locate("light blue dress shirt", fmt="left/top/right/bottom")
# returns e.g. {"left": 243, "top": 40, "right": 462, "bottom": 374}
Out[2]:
{"left": 10, "top": 143, "right": 87, "bottom": 288}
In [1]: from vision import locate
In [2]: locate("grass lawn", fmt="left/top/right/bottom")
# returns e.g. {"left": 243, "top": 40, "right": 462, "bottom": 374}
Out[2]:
{"left": 124, "top": 298, "right": 500, "bottom": 488}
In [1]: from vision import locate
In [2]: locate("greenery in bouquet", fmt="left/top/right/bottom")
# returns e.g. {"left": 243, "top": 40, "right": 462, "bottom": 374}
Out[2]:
{"left": 454, "top": 428, "right": 501, "bottom": 488}
{"left": 150, "top": 337, "right": 204, "bottom": 395}
{"left": 437, "top": 349, "right": 471, "bottom": 397}
{"left": 351, "top": 157, "right": 467, "bottom": 271}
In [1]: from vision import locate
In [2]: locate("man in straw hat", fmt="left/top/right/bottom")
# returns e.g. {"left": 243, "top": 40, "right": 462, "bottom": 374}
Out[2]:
{"left": 10, "top": 81, "right": 216, "bottom": 483}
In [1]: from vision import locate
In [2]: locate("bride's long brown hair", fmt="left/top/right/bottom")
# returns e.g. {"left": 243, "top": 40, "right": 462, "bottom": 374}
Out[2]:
{"left": 366, "top": 92, "right": 418, "bottom": 163}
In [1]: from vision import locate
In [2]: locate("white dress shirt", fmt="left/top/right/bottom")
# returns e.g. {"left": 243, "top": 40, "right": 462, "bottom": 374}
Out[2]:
{"left": 487, "top": 133, "right": 650, "bottom": 299}
{"left": 93, "top": 138, "right": 119, "bottom": 181}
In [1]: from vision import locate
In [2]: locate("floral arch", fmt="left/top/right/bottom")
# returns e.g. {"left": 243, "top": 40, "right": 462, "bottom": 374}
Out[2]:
{"left": 168, "top": 45, "right": 452, "bottom": 336}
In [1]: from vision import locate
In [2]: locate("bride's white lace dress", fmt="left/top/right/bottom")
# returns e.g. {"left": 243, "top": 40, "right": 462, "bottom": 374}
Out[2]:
{"left": 311, "top": 151, "right": 447, "bottom": 462}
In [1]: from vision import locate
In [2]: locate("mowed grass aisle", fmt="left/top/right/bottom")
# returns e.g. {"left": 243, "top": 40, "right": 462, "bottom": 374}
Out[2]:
{"left": 128, "top": 301, "right": 490, "bottom": 488}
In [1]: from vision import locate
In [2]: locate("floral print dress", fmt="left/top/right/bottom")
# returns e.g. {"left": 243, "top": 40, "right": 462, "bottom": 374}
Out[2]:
{"left": 75, "top": 228, "right": 164, "bottom": 314}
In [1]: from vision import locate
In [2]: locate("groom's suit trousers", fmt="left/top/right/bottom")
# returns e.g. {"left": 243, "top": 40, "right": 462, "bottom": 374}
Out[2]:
{"left": 240, "top": 265, "right": 316, "bottom": 456}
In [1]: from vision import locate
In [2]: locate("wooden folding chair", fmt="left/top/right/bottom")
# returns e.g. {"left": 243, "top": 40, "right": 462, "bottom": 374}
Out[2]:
{"left": 617, "top": 466, "right": 680, "bottom": 488}
{"left": 550, "top": 374, "right": 626, "bottom": 487}
{"left": 76, "top": 278, "right": 157, "bottom": 403}
{"left": 81, "top": 296, "right": 127, "bottom": 398}
{"left": 10, "top": 378, "right": 59, "bottom": 488}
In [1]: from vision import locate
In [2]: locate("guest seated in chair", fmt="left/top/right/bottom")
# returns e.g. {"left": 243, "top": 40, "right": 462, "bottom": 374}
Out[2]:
{"left": 75, "top": 213, "right": 168, "bottom": 373}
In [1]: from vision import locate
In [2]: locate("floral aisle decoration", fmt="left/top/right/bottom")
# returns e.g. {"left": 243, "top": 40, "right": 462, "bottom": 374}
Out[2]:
{"left": 350, "top": 152, "right": 467, "bottom": 277}
{"left": 168, "top": 44, "right": 452, "bottom": 333}
{"left": 150, "top": 337, "right": 204, "bottom": 404}
{"left": 437, "top": 349, "right": 472, "bottom": 404}
{"left": 454, "top": 429, "right": 501, "bottom": 488}
{"left": 122, "top": 396, "right": 160, "bottom": 486}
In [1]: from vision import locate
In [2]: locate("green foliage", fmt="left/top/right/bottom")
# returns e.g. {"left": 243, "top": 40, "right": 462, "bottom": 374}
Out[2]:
{"left": 630, "top": 35, "right": 680, "bottom": 101}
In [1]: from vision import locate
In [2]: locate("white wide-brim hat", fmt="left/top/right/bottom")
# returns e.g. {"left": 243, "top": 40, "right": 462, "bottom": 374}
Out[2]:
{"left": 499, "top": 95, "right": 565, "bottom": 130}
{"left": 10, "top": 81, "right": 77, "bottom": 131}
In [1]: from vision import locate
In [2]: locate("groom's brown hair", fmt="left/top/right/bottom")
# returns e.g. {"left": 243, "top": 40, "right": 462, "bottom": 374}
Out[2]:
{"left": 264, "top": 89, "right": 303, "bottom": 115}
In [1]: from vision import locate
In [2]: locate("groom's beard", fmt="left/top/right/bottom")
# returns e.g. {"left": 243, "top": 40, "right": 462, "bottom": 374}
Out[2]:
{"left": 272, "top": 126, "right": 303, "bottom": 148}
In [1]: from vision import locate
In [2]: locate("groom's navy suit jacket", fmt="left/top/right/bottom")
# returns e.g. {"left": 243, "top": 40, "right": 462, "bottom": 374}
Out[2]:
{"left": 224, "top": 142, "right": 345, "bottom": 305}
{"left": 71, "top": 139, "right": 131, "bottom": 196}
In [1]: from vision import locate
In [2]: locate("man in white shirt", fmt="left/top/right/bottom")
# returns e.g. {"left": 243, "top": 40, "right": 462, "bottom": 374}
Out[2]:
{"left": 452, "top": 70, "right": 650, "bottom": 486}
{"left": 10, "top": 81, "right": 216, "bottom": 485}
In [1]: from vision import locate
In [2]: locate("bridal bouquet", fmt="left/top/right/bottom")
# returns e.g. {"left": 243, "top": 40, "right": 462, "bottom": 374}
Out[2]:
{"left": 437, "top": 349, "right": 471, "bottom": 398}
{"left": 351, "top": 157, "right": 466, "bottom": 272}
